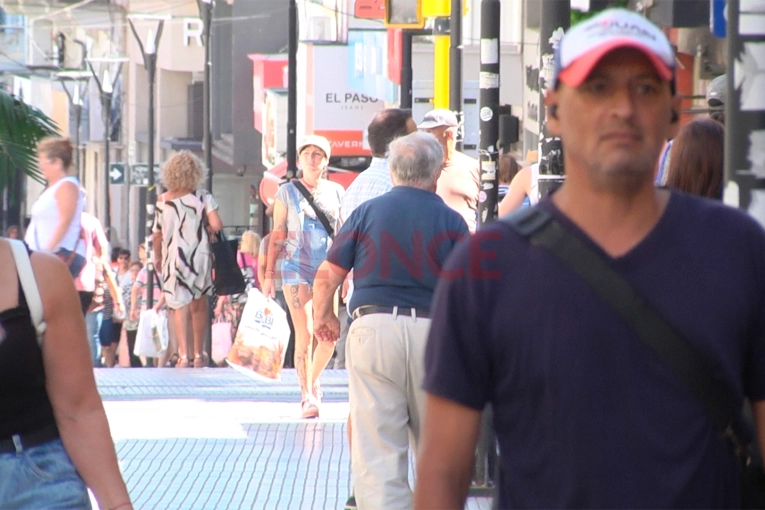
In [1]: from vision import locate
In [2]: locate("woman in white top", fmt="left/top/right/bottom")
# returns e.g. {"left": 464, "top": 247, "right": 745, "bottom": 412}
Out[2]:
{"left": 24, "top": 137, "right": 86, "bottom": 277}
{"left": 498, "top": 163, "right": 540, "bottom": 216}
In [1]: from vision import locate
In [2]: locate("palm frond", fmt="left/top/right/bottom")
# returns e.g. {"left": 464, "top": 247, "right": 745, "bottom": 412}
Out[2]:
{"left": 0, "top": 90, "right": 60, "bottom": 198}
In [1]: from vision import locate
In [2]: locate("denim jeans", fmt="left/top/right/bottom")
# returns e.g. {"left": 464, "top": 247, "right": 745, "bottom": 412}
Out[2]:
{"left": 0, "top": 438, "right": 91, "bottom": 509}
{"left": 85, "top": 311, "right": 103, "bottom": 367}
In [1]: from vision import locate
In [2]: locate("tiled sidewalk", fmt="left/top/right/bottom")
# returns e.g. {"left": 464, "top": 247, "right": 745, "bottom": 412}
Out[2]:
{"left": 97, "top": 368, "right": 492, "bottom": 510}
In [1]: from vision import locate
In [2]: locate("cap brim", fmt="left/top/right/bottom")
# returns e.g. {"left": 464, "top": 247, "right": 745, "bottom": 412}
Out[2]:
{"left": 417, "top": 120, "right": 444, "bottom": 129}
{"left": 557, "top": 39, "right": 674, "bottom": 88}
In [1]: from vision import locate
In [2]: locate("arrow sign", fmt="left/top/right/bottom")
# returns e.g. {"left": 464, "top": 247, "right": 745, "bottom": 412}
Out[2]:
{"left": 109, "top": 163, "right": 126, "bottom": 185}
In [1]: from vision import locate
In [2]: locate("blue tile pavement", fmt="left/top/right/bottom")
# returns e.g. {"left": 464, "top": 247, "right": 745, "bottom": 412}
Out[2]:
{"left": 96, "top": 367, "right": 492, "bottom": 510}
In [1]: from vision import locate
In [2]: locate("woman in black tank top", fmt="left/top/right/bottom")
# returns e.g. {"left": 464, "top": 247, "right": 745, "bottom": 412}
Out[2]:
{"left": 0, "top": 239, "right": 132, "bottom": 509}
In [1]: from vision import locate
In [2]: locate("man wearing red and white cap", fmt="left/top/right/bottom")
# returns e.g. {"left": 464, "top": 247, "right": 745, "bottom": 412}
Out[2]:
{"left": 416, "top": 9, "right": 765, "bottom": 509}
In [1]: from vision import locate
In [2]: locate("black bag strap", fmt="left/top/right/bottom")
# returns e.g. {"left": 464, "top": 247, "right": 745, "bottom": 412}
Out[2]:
{"left": 291, "top": 181, "right": 335, "bottom": 238}
{"left": 501, "top": 206, "right": 738, "bottom": 437}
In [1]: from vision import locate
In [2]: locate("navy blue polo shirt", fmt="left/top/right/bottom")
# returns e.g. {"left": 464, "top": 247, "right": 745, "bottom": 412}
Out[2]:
{"left": 328, "top": 186, "right": 469, "bottom": 313}
{"left": 424, "top": 192, "right": 765, "bottom": 508}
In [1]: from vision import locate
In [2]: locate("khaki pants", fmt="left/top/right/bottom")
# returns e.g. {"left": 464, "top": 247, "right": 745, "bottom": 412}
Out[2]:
{"left": 346, "top": 309, "right": 430, "bottom": 510}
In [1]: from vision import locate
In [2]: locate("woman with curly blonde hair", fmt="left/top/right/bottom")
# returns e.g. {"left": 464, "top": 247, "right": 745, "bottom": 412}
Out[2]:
{"left": 152, "top": 150, "right": 223, "bottom": 368}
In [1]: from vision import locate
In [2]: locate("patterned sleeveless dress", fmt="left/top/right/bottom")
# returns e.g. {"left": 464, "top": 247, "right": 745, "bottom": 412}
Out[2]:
{"left": 152, "top": 190, "right": 218, "bottom": 309}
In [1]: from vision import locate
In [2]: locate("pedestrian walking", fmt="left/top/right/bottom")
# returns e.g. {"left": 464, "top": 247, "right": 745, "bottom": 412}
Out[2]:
{"left": 121, "top": 260, "right": 144, "bottom": 367}
{"left": 152, "top": 150, "right": 223, "bottom": 368}
{"left": 415, "top": 9, "right": 765, "bottom": 509}
{"left": 24, "top": 137, "right": 86, "bottom": 278}
{"left": 336, "top": 107, "right": 418, "bottom": 508}
{"left": 262, "top": 135, "right": 344, "bottom": 419}
{"left": 0, "top": 238, "right": 132, "bottom": 509}
{"left": 665, "top": 118, "right": 724, "bottom": 200}
{"left": 314, "top": 131, "right": 469, "bottom": 509}
{"left": 418, "top": 109, "right": 480, "bottom": 232}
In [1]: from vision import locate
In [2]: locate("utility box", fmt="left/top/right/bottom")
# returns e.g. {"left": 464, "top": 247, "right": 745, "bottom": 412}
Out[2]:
{"left": 412, "top": 80, "right": 480, "bottom": 158}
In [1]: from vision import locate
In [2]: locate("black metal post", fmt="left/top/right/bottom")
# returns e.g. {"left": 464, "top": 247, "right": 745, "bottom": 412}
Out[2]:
{"left": 477, "top": 0, "right": 501, "bottom": 228}
{"left": 449, "top": 0, "right": 462, "bottom": 151}
{"left": 537, "top": 0, "right": 568, "bottom": 198}
{"left": 130, "top": 19, "right": 165, "bottom": 309}
{"left": 146, "top": 51, "right": 157, "bottom": 307}
{"left": 287, "top": 0, "right": 298, "bottom": 179}
{"left": 199, "top": 0, "right": 214, "bottom": 192}
{"left": 724, "top": 1, "right": 765, "bottom": 219}
{"left": 102, "top": 90, "right": 113, "bottom": 239}
{"left": 401, "top": 31, "right": 413, "bottom": 109}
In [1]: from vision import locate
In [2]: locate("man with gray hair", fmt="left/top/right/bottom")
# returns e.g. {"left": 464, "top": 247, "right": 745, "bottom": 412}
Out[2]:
{"left": 312, "top": 131, "right": 469, "bottom": 509}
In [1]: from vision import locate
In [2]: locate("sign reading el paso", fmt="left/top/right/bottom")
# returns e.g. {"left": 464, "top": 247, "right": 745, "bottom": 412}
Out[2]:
{"left": 299, "top": 44, "right": 384, "bottom": 157}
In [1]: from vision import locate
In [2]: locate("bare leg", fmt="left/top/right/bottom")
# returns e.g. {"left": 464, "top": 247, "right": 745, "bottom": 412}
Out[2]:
{"left": 309, "top": 289, "right": 337, "bottom": 388}
{"left": 103, "top": 343, "right": 117, "bottom": 368}
{"left": 191, "top": 296, "right": 209, "bottom": 366}
{"left": 284, "top": 283, "right": 313, "bottom": 401}
{"left": 171, "top": 305, "right": 192, "bottom": 366}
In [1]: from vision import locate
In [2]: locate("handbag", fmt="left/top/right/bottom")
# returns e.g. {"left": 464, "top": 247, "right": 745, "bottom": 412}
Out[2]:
{"left": 210, "top": 231, "right": 246, "bottom": 296}
{"left": 35, "top": 226, "right": 86, "bottom": 278}
{"left": 212, "top": 317, "right": 233, "bottom": 365}
{"left": 292, "top": 181, "right": 335, "bottom": 238}
{"left": 502, "top": 206, "right": 765, "bottom": 508}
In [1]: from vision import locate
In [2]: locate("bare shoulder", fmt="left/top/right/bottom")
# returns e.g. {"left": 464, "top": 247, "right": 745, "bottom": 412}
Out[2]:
{"left": 29, "top": 251, "right": 76, "bottom": 313}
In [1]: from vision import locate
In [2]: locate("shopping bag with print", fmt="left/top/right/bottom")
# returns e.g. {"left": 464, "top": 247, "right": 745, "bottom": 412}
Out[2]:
{"left": 134, "top": 309, "right": 166, "bottom": 358}
{"left": 212, "top": 318, "right": 233, "bottom": 365}
{"left": 226, "top": 288, "right": 290, "bottom": 380}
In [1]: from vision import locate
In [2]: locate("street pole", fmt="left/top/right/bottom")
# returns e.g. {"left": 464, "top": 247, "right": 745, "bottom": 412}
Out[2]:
{"left": 400, "top": 30, "right": 413, "bottom": 109}
{"left": 102, "top": 83, "right": 113, "bottom": 239}
{"left": 74, "top": 102, "right": 82, "bottom": 180}
{"left": 723, "top": 1, "right": 765, "bottom": 223}
{"left": 537, "top": 0, "right": 568, "bottom": 198}
{"left": 287, "top": 0, "right": 298, "bottom": 180}
{"left": 129, "top": 18, "right": 166, "bottom": 308}
{"left": 477, "top": 0, "right": 501, "bottom": 229}
{"left": 449, "top": 0, "right": 462, "bottom": 151}
{"left": 198, "top": 0, "right": 214, "bottom": 192}
{"left": 87, "top": 61, "right": 125, "bottom": 240}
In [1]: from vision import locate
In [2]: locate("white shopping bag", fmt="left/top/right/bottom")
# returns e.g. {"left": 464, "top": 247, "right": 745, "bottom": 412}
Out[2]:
{"left": 134, "top": 309, "right": 168, "bottom": 358}
{"left": 226, "top": 288, "right": 290, "bottom": 380}
{"left": 211, "top": 318, "right": 233, "bottom": 365}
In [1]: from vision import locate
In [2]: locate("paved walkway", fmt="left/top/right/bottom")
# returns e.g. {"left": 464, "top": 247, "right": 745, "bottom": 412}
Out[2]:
{"left": 96, "top": 368, "right": 492, "bottom": 510}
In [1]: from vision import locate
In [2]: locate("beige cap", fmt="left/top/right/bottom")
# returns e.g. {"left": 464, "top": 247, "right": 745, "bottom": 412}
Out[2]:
{"left": 298, "top": 135, "right": 331, "bottom": 160}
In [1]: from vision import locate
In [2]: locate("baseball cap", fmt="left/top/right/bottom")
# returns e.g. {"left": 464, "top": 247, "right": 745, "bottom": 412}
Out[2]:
{"left": 417, "top": 109, "right": 459, "bottom": 130}
{"left": 706, "top": 75, "right": 726, "bottom": 107}
{"left": 553, "top": 8, "right": 675, "bottom": 89}
{"left": 298, "top": 135, "right": 331, "bottom": 159}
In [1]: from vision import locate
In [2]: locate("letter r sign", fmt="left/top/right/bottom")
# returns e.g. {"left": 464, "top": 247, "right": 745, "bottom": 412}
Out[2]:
{"left": 183, "top": 18, "right": 204, "bottom": 47}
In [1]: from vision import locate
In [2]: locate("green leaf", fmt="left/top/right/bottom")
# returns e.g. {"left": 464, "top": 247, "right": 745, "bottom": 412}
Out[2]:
{"left": 0, "top": 90, "right": 60, "bottom": 200}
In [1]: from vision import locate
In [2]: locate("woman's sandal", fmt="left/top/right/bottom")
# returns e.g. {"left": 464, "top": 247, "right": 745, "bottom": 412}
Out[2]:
{"left": 193, "top": 352, "right": 210, "bottom": 368}
{"left": 176, "top": 356, "right": 191, "bottom": 368}
{"left": 166, "top": 353, "right": 180, "bottom": 368}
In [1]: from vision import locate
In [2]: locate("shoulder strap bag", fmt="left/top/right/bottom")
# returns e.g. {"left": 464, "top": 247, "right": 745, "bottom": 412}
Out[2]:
{"left": 291, "top": 181, "right": 335, "bottom": 239}
{"left": 9, "top": 239, "right": 47, "bottom": 346}
{"left": 501, "top": 206, "right": 765, "bottom": 508}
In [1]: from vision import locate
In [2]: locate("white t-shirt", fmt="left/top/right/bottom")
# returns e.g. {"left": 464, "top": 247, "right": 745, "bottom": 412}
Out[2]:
{"left": 25, "top": 176, "right": 85, "bottom": 255}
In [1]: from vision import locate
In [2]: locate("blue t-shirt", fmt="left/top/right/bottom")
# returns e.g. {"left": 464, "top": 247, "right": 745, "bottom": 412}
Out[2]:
{"left": 328, "top": 186, "right": 469, "bottom": 313}
{"left": 423, "top": 191, "right": 765, "bottom": 508}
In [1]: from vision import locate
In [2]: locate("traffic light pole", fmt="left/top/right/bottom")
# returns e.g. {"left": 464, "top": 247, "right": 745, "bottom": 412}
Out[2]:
{"left": 449, "top": 0, "right": 462, "bottom": 151}
{"left": 537, "top": 0, "right": 568, "bottom": 198}
{"left": 477, "top": 0, "right": 501, "bottom": 228}
{"left": 287, "top": 0, "right": 298, "bottom": 180}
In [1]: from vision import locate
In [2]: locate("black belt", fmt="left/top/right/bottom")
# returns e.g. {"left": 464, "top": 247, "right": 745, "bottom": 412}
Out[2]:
{"left": 352, "top": 305, "right": 431, "bottom": 320}
{"left": 0, "top": 424, "right": 59, "bottom": 454}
